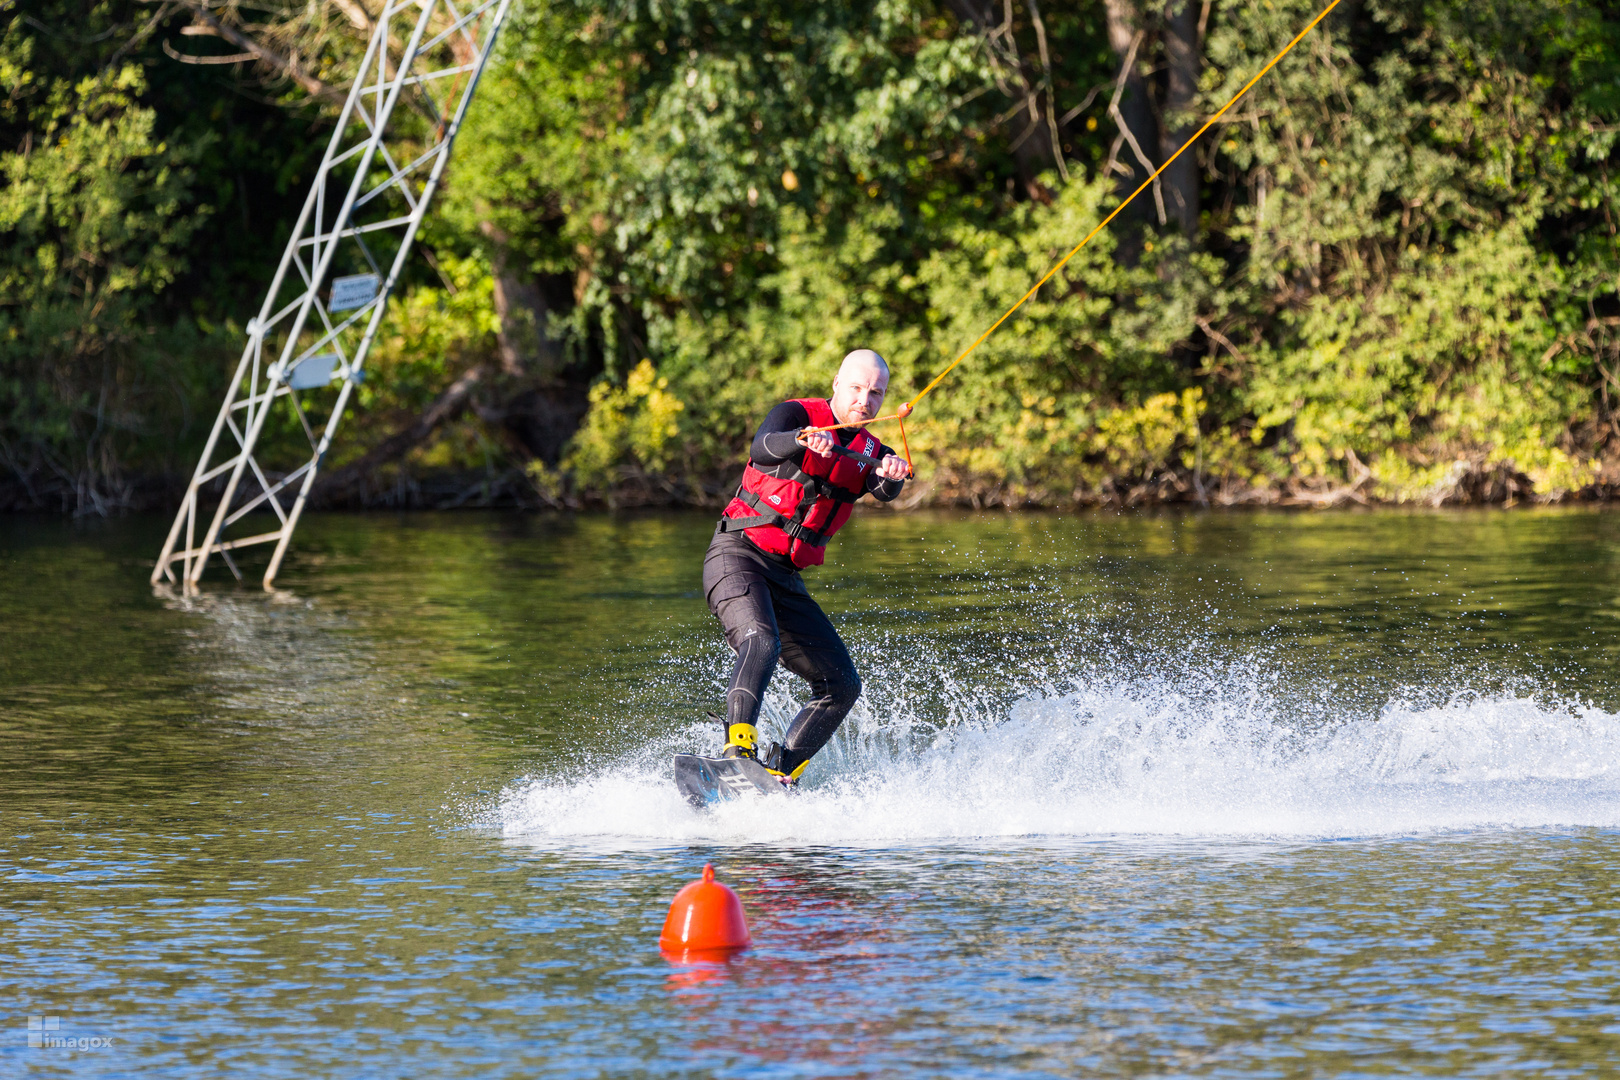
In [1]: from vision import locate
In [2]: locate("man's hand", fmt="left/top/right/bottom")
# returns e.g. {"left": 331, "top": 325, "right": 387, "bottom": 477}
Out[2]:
{"left": 800, "top": 430, "right": 835, "bottom": 458}
{"left": 876, "top": 453, "right": 910, "bottom": 481}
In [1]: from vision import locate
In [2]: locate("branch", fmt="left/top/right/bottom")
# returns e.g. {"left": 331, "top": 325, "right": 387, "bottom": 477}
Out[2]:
{"left": 1106, "top": 31, "right": 1166, "bottom": 225}
{"left": 330, "top": 0, "right": 374, "bottom": 32}
{"left": 163, "top": 39, "right": 257, "bottom": 65}
{"left": 106, "top": 1, "right": 175, "bottom": 70}
{"left": 170, "top": 0, "right": 334, "bottom": 97}
{"left": 1196, "top": 316, "right": 1246, "bottom": 363}
{"left": 1024, "top": 0, "right": 1068, "bottom": 182}
{"left": 1104, "top": 33, "right": 1140, "bottom": 129}
{"left": 1104, "top": 132, "right": 1128, "bottom": 179}
{"left": 945, "top": 0, "right": 1057, "bottom": 195}
{"left": 1008, "top": 107, "right": 1044, "bottom": 153}
{"left": 313, "top": 366, "right": 485, "bottom": 498}
{"left": 1056, "top": 81, "right": 1112, "bottom": 128}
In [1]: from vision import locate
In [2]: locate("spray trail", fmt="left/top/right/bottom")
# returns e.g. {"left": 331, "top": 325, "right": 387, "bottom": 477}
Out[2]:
{"left": 494, "top": 648, "right": 1620, "bottom": 845}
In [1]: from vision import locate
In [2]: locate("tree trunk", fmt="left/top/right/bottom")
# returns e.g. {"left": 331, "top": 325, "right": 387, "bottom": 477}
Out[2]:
{"left": 475, "top": 221, "right": 595, "bottom": 466}
{"left": 1103, "top": 0, "right": 1159, "bottom": 258}
{"left": 1160, "top": 0, "right": 1201, "bottom": 237}
{"left": 478, "top": 221, "right": 565, "bottom": 379}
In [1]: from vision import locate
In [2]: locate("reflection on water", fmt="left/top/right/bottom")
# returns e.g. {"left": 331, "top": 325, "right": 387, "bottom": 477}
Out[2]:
{"left": 3, "top": 507, "right": 1620, "bottom": 1076}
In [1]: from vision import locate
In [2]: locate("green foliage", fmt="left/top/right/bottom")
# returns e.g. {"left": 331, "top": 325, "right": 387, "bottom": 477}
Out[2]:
{"left": 565, "top": 358, "right": 686, "bottom": 492}
{"left": 7, "top": 0, "right": 1620, "bottom": 508}
{"left": 1191, "top": 0, "right": 1620, "bottom": 499}
{"left": 358, "top": 254, "right": 502, "bottom": 422}
{"left": 0, "top": 15, "right": 216, "bottom": 508}
{"left": 0, "top": 1, "right": 342, "bottom": 508}
{"left": 508, "top": 0, "right": 1620, "bottom": 504}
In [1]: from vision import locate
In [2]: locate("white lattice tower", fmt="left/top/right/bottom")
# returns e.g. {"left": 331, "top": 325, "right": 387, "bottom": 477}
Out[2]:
{"left": 152, "top": 0, "right": 511, "bottom": 591}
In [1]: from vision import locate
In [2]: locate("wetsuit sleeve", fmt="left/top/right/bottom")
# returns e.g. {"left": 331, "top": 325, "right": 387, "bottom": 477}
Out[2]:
{"left": 750, "top": 401, "right": 812, "bottom": 466}
{"left": 866, "top": 439, "right": 906, "bottom": 502}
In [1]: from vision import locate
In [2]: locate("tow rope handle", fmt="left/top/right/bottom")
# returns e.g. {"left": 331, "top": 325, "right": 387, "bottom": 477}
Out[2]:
{"left": 796, "top": 401, "right": 915, "bottom": 478}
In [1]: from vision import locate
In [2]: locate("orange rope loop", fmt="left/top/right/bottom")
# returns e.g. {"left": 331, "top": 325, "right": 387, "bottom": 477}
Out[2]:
{"left": 895, "top": 409, "right": 914, "bottom": 478}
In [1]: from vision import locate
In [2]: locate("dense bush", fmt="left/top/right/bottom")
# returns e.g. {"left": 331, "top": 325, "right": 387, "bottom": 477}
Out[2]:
{"left": 5, "top": 0, "right": 1620, "bottom": 510}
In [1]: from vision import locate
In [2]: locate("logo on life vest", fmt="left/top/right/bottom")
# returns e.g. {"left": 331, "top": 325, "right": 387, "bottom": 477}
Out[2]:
{"left": 768, "top": 494, "right": 781, "bottom": 505}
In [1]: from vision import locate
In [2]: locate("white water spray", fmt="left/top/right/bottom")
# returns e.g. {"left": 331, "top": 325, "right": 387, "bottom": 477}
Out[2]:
{"left": 495, "top": 658, "right": 1620, "bottom": 844}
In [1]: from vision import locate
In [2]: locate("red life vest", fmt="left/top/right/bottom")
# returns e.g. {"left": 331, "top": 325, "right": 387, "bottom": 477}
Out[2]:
{"left": 719, "top": 397, "right": 881, "bottom": 569}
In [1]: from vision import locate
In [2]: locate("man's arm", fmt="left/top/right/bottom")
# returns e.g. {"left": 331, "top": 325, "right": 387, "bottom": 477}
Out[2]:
{"left": 866, "top": 440, "right": 906, "bottom": 502}
{"left": 750, "top": 401, "right": 813, "bottom": 465}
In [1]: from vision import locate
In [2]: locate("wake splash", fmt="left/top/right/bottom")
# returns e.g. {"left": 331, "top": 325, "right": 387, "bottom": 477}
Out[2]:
{"left": 495, "top": 676, "right": 1620, "bottom": 845}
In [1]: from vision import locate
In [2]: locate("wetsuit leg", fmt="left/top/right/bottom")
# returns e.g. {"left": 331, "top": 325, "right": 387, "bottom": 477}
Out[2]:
{"left": 770, "top": 586, "right": 862, "bottom": 775}
{"left": 703, "top": 539, "right": 783, "bottom": 733}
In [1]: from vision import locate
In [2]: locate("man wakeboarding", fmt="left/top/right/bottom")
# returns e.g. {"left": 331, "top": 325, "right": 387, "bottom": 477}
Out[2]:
{"left": 689, "top": 348, "right": 910, "bottom": 796}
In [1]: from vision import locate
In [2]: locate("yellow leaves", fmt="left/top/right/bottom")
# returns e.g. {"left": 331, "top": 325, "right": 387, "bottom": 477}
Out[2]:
{"left": 1087, "top": 388, "right": 1204, "bottom": 480}
{"left": 566, "top": 359, "right": 688, "bottom": 489}
{"left": 525, "top": 458, "right": 565, "bottom": 503}
{"left": 624, "top": 354, "right": 686, "bottom": 449}
{"left": 1503, "top": 443, "right": 1596, "bottom": 498}
{"left": 781, "top": 168, "right": 799, "bottom": 191}
{"left": 1368, "top": 444, "right": 1597, "bottom": 505}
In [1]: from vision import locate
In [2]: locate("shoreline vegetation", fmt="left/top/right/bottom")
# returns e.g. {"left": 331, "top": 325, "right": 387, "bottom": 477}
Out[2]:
{"left": 7, "top": 1, "right": 1620, "bottom": 515}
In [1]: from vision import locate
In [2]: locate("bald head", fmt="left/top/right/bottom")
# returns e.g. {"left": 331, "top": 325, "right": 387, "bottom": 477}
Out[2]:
{"left": 830, "top": 348, "right": 890, "bottom": 427}
{"left": 838, "top": 349, "right": 889, "bottom": 380}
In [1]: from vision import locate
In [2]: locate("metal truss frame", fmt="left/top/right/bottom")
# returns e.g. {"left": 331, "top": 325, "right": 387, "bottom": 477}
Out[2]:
{"left": 152, "top": 0, "right": 511, "bottom": 591}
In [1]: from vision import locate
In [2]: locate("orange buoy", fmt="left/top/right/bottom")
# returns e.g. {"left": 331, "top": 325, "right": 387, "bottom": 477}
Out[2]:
{"left": 897, "top": 401, "right": 913, "bottom": 418}
{"left": 659, "top": 864, "right": 751, "bottom": 960}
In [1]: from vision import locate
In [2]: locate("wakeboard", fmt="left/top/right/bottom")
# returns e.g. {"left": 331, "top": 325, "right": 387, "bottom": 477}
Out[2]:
{"left": 674, "top": 753, "right": 785, "bottom": 809}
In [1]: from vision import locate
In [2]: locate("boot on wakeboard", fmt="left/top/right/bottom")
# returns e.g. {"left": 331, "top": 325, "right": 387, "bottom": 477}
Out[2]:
{"left": 673, "top": 717, "right": 801, "bottom": 809}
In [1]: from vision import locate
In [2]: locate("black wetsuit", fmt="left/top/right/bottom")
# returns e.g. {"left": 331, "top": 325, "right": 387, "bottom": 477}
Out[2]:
{"left": 702, "top": 401, "right": 905, "bottom": 775}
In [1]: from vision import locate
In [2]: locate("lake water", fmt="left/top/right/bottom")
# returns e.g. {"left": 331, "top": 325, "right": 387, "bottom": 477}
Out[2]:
{"left": 4, "top": 507, "right": 1620, "bottom": 1077}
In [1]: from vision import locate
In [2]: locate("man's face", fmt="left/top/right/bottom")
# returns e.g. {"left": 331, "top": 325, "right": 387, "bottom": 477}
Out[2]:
{"left": 830, "top": 358, "right": 889, "bottom": 427}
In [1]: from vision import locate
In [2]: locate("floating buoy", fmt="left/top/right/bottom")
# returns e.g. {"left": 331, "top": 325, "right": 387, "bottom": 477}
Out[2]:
{"left": 659, "top": 863, "right": 751, "bottom": 960}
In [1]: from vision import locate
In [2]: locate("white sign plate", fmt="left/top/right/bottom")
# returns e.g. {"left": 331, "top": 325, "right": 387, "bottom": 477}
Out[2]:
{"left": 287, "top": 353, "right": 340, "bottom": 390}
{"left": 328, "top": 273, "right": 380, "bottom": 312}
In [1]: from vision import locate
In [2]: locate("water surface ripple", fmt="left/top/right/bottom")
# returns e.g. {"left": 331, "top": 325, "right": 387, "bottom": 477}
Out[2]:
{"left": 4, "top": 508, "right": 1620, "bottom": 1077}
